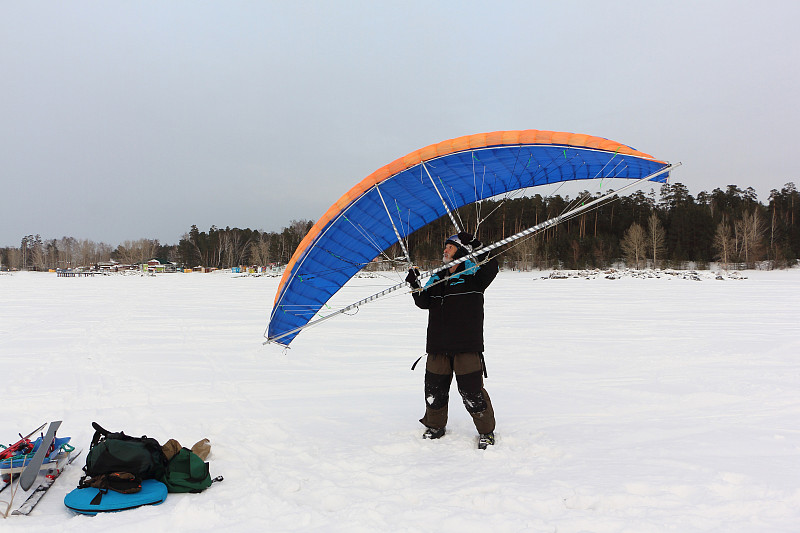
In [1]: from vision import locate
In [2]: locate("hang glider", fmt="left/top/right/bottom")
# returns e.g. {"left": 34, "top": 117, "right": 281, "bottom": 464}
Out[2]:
{"left": 266, "top": 130, "right": 673, "bottom": 347}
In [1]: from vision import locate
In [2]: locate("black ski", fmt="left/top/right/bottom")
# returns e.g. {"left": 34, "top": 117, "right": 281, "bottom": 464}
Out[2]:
{"left": 11, "top": 448, "right": 82, "bottom": 516}
{"left": 0, "top": 475, "right": 17, "bottom": 495}
{"left": 19, "top": 421, "right": 61, "bottom": 491}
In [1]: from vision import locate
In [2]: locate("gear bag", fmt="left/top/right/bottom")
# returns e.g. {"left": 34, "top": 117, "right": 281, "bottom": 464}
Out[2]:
{"left": 83, "top": 422, "right": 167, "bottom": 481}
{"left": 159, "top": 447, "right": 214, "bottom": 493}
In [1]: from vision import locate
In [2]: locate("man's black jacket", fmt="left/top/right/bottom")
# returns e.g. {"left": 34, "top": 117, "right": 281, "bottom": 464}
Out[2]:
{"left": 412, "top": 257, "right": 499, "bottom": 354}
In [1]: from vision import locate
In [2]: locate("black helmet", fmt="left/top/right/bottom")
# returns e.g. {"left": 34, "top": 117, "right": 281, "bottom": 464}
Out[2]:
{"left": 445, "top": 233, "right": 473, "bottom": 260}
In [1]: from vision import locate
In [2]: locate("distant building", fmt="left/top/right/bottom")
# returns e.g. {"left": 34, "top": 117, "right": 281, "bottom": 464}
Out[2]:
{"left": 97, "top": 260, "right": 121, "bottom": 272}
{"left": 143, "top": 259, "right": 177, "bottom": 273}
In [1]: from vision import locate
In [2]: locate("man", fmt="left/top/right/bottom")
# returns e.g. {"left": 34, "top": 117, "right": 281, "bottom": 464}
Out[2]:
{"left": 405, "top": 232, "right": 499, "bottom": 449}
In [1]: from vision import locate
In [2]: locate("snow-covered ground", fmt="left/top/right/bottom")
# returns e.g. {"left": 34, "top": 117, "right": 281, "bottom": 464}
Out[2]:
{"left": 1, "top": 268, "right": 799, "bottom": 532}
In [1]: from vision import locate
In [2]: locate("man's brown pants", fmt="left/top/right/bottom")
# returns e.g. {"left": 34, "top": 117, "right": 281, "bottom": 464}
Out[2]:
{"left": 419, "top": 352, "right": 496, "bottom": 434}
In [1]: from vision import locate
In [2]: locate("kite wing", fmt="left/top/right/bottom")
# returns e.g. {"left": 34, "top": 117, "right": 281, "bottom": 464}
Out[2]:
{"left": 267, "top": 130, "right": 670, "bottom": 346}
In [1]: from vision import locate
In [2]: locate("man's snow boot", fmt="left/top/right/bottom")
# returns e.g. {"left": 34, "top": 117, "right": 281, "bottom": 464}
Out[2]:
{"left": 422, "top": 427, "right": 445, "bottom": 440}
{"left": 478, "top": 432, "right": 495, "bottom": 449}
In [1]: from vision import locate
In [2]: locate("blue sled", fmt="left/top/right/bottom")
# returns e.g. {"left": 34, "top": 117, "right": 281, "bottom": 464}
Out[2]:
{"left": 64, "top": 478, "right": 168, "bottom": 515}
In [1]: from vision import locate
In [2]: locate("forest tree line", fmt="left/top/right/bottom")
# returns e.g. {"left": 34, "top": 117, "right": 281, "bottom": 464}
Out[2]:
{"left": 401, "top": 181, "right": 799, "bottom": 271}
{"left": 0, "top": 220, "right": 315, "bottom": 272}
{"left": 1, "top": 182, "right": 798, "bottom": 272}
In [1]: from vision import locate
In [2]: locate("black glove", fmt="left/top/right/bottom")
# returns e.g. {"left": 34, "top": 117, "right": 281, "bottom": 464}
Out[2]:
{"left": 457, "top": 232, "right": 474, "bottom": 248}
{"left": 405, "top": 267, "right": 421, "bottom": 289}
{"left": 458, "top": 232, "right": 482, "bottom": 252}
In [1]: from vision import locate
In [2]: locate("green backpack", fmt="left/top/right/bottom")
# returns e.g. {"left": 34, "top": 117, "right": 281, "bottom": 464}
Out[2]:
{"left": 159, "top": 447, "right": 216, "bottom": 493}
{"left": 84, "top": 422, "right": 167, "bottom": 480}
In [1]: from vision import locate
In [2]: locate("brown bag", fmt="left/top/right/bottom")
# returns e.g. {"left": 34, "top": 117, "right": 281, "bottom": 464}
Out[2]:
{"left": 191, "top": 438, "right": 211, "bottom": 461}
{"left": 161, "top": 437, "right": 211, "bottom": 461}
{"left": 80, "top": 472, "right": 142, "bottom": 494}
{"left": 161, "top": 439, "right": 182, "bottom": 461}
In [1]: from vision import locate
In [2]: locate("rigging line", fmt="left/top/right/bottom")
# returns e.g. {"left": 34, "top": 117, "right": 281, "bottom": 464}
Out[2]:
{"left": 440, "top": 178, "right": 466, "bottom": 231}
{"left": 478, "top": 179, "right": 629, "bottom": 267}
{"left": 276, "top": 271, "right": 411, "bottom": 314}
{"left": 476, "top": 157, "right": 543, "bottom": 225}
{"left": 289, "top": 249, "right": 380, "bottom": 282}
{"left": 470, "top": 151, "right": 493, "bottom": 233}
{"left": 265, "top": 163, "right": 678, "bottom": 346}
{"left": 375, "top": 185, "right": 412, "bottom": 265}
{"left": 590, "top": 152, "right": 621, "bottom": 185}
{"left": 272, "top": 204, "right": 410, "bottom": 312}
{"left": 359, "top": 224, "right": 394, "bottom": 262}
{"left": 476, "top": 148, "right": 580, "bottom": 228}
{"left": 595, "top": 160, "right": 626, "bottom": 193}
{"left": 512, "top": 149, "right": 582, "bottom": 204}
{"left": 546, "top": 167, "right": 626, "bottom": 234}
{"left": 404, "top": 205, "right": 413, "bottom": 259}
{"left": 395, "top": 200, "right": 413, "bottom": 259}
{"left": 326, "top": 249, "right": 410, "bottom": 274}
{"left": 388, "top": 203, "right": 413, "bottom": 270}
{"left": 545, "top": 149, "right": 592, "bottom": 187}
{"left": 576, "top": 158, "right": 627, "bottom": 204}
{"left": 586, "top": 162, "right": 630, "bottom": 205}
{"left": 561, "top": 162, "right": 630, "bottom": 216}
{"left": 472, "top": 152, "right": 481, "bottom": 230}
{"left": 561, "top": 185, "right": 594, "bottom": 218}
{"left": 478, "top": 165, "right": 487, "bottom": 228}
{"left": 422, "top": 161, "right": 462, "bottom": 232}
{"left": 557, "top": 169, "right": 595, "bottom": 216}
{"left": 502, "top": 161, "right": 546, "bottom": 202}
{"left": 341, "top": 214, "right": 394, "bottom": 263}
{"left": 560, "top": 183, "right": 609, "bottom": 220}
{"left": 475, "top": 147, "right": 583, "bottom": 229}
{"left": 472, "top": 151, "right": 479, "bottom": 205}
{"left": 474, "top": 164, "right": 488, "bottom": 233}
{"left": 557, "top": 170, "right": 660, "bottom": 237}
{"left": 288, "top": 243, "right": 411, "bottom": 288}
{"left": 558, "top": 155, "right": 629, "bottom": 217}
{"left": 555, "top": 191, "right": 619, "bottom": 231}
{"left": 507, "top": 145, "right": 531, "bottom": 197}
{"left": 495, "top": 152, "right": 535, "bottom": 223}
{"left": 475, "top": 180, "right": 543, "bottom": 232}
{"left": 342, "top": 215, "right": 384, "bottom": 255}
{"left": 473, "top": 144, "right": 541, "bottom": 234}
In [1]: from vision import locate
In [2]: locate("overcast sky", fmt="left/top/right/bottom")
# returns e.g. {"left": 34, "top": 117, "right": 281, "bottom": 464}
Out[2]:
{"left": 2, "top": 1, "right": 798, "bottom": 247}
